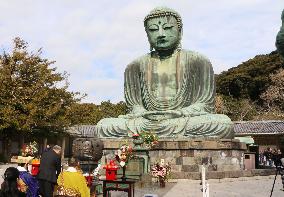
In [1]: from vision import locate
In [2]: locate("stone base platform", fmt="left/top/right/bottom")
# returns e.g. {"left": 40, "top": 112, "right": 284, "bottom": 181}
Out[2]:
{"left": 135, "top": 169, "right": 276, "bottom": 186}
{"left": 170, "top": 169, "right": 276, "bottom": 179}
{"left": 101, "top": 139, "right": 247, "bottom": 179}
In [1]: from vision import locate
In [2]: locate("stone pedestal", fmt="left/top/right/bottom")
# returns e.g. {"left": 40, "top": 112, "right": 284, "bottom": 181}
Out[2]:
{"left": 101, "top": 139, "right": 247, "bottom": 179}
{"left": 134, "top": 149, "right": 150, "bottom": 174}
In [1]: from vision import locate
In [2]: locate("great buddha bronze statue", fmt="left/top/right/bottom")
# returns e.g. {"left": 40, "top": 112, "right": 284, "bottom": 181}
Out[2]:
{"left": 276, "top": 9, "right": 284, "bottom": 58}
{"left": 96, "top": 7, "right": 234, "bottom": 139}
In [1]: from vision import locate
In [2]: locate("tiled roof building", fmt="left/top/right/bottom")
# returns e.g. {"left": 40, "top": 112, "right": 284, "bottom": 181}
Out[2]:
{"left": 234, "top": 120, "right": 284, "bottom": 135}
{"left": 234, "top": 120, "right": 284, "bottom": 151}
{"left": 66, "top": 125, "right": 96, "bottom": 137}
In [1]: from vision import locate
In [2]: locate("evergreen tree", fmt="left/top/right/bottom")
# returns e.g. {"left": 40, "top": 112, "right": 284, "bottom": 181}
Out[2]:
{"left": 216, "top": 51, "right": 283, "bottom": 101}
{"left": 0, "top": 38, "right": 82, "bottom": 136}
{"left": 66, "top": 101, "right": 127, "bottom": 125}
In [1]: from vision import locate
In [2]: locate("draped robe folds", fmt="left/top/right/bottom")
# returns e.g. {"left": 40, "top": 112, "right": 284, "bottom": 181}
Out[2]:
{"left": 96, "top": 50, "right": 234, "bottom": 139}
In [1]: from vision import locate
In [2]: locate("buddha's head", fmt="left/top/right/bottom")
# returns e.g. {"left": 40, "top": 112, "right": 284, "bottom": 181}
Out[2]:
{"left": 144, "top": 7, "right": 183, "bottom": 52}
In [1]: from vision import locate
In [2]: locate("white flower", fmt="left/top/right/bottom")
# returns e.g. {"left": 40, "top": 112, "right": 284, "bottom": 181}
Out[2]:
{"left": 120, "top": 161, "right": 126, "bottom": 167}
{"left": 117, "top": 150, "right": 122, "bottom": 157}
{"left": 93, "top": 164, "right": 101, "bottom": 176}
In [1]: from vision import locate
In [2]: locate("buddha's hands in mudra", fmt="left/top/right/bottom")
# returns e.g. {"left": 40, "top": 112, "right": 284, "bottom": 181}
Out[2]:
{"left": 119, "top": 110, "right": 182, "bottom": 121}
{"left": 180, "top": 109, "right": 209, "bottom": 117}
{"left": 118, "top": 108, "right": 208, "bottom": 120}
{"left": 142, "top": 110, "right": 182, "bottom": 121}
{"left": 141, "top": 109, "right": 208, "bottom": 120}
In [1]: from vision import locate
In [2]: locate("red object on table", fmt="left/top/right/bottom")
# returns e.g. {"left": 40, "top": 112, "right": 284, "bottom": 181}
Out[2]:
{"left": 31, "top": 163, "right": 40, "bottom": 176}
{"left": 103, "top": 160, "right": 119, "bottom": 181}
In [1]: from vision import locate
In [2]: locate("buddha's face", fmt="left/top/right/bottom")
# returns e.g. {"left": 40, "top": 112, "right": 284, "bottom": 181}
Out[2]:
{"left": 146, "top": 16, "right": 180, "bottom": 51}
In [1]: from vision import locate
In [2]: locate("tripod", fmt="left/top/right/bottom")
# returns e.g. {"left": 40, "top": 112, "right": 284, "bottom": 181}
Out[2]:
{"left": 270, "top": 166, "right": 283, "bottom": 197}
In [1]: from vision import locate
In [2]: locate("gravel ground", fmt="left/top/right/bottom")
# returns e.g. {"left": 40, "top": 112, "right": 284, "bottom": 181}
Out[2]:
{"left": 103, "top": 175, "right": 284, "bottom": 197}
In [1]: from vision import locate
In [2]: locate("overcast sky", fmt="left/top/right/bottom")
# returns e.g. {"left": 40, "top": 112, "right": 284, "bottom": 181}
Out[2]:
{"left": 0, "top": 0, "right": 283, "bottom": 103}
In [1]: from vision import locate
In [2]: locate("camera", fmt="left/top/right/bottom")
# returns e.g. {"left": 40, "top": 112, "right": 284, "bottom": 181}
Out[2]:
{"left": 273, "top": 156, "right": 284, "bottom": 168}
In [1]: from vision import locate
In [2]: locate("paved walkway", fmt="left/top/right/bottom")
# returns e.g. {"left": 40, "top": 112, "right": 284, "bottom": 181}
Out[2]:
{"left": 107, "top": 176, "right": 283, "bottom": 197}
{"left": 1, "top": 164, "right": 283, "bottom": 197}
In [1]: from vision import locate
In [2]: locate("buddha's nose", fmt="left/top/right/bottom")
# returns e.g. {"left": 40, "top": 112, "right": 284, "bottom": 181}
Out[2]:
{"left": 158, "top": 28, "right": 166, "bottom": 38}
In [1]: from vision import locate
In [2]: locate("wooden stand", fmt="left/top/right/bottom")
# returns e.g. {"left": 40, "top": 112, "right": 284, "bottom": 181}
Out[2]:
{"left": 101, "top": 178, "right": 136, "bottom": 197}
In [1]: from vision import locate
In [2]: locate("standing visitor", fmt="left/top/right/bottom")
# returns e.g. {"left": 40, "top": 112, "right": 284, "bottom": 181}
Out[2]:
{"left": 259, "top": 150, "right": 264, "bottom": 165}
{"left": 273, "top": 149, "right": 284, "bottom": 191}
{"left": 281, "top": 157, "right": 284, "bottom": 191}
{"left": 0, "top": 167, "right": 26, "bottom": 197}
{"left": 56, "top": 157, "right": 90, "bottom": 197}
{"left": 37, "top": 145, "right": 62, "bottom": 197}
{"left": 263, "top": 149, "right": 267, "bottom": 166}
{"left": 274, "top": 150, "right": 284, "bottom": 191}
{"left": 264, "top": 147, "right": 273, "bottom": 167}
{"left": 17, "top": 163, "right": 40, "bottom": 197}
{"left": 268, "top": 148, "right": 274, "bottom": 167}
{"left": 274, "top": 149, "right": 283, "bottom": 167}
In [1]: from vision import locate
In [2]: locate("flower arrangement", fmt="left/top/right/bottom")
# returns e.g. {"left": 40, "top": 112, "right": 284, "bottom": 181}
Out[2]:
{"left": 115, "top": 144, "right": 133, "bottom": 167}
{"left": 151, "top": 160, "right": 171, "bottom": 187}
{"left": 92, "top": 163, "right": 102, "bottom": 182}
{"left": 21, "top": 141, "right": 38, "bottom": 157}
{"left": 93, "top": 163, "right": 102, "bottom": 177}
{"left": 140, "top": 131, "right": 159, "bottom": 148}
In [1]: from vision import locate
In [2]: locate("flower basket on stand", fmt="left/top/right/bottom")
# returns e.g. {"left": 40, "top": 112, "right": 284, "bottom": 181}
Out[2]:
{"left": 21, "top": 141, "right": 38, "bottom": 157}
{"left": 151, "top": 160, "right": 171, "bottom": 188}
{"left": 115, "top": 144, "right": 133, "bottom": 180}
{"left": 159, "top": 177, "right": 166, "bottom": 187}
{"left": 19, "top": 141, "right": 39, "bottom": 175}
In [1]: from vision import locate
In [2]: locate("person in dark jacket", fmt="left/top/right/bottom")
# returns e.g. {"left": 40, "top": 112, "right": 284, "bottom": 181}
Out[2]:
{"left": 37, "top": 145, "right": 61, "bottom": 197}
{"left": 0, "top": 167, "right": 26, "bottom": 197}
{"left": 274, "top": 149, "right": 284, "bottom": 191}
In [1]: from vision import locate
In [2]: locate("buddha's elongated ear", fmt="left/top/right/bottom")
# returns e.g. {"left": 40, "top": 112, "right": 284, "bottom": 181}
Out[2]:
{"left": 177, "top": 29, "right": 183, "bottom": 51}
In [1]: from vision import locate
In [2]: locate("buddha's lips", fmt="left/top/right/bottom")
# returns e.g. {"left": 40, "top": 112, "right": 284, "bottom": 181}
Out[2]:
{"left": 157, "top": 39, "right": 168, "bottom": 44}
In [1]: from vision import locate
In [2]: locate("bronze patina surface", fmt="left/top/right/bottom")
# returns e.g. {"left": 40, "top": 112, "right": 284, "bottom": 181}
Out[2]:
{"left": 276, "top": 9, "right": 284, "bottom": 57}
{"left": 96, "top": 7, "right": 234, "bottom": 139}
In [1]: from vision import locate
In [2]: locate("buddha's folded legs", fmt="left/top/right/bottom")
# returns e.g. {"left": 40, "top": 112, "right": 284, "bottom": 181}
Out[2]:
{"left": 183, "top": 114, "right": 234, "bottom": 139}
{"left": 138, "top": 114, "right": 233, "bottom": 139}
{"left": 96, "top": 114, "right": 233, "bottom": 139}
{"left": 96, "top": 117, "right": 148, "bottom": 137}
{"left": 96, "top": 118, "right": 129, "bottom": 138}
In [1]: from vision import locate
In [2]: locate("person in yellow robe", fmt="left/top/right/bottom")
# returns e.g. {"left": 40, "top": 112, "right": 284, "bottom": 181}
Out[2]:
{"left": 57, "top": 157, "right": 90, "bottom": 197}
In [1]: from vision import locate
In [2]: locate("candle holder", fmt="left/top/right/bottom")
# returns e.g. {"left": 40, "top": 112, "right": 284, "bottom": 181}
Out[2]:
{"left": 132, "top": 134, "right": 144, "bottom": 150}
